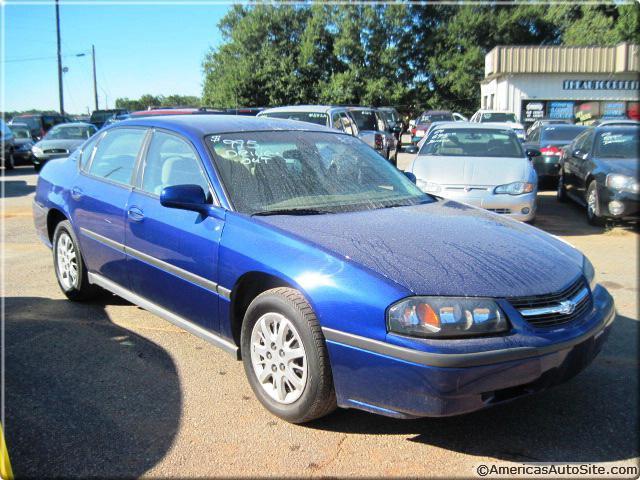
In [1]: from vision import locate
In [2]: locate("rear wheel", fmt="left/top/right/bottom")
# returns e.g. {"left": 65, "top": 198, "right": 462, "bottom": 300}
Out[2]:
{"left": 556, "top": 170, "right": 567, "bottom": 202}
{"left": 586, "top": 181, "right": 605, "bottom": 226}
{"left": 53, "top": 220, "right": 101, "bottom": 300}
{"left": 241, "top": 287, "right": 336, "bottom": 423}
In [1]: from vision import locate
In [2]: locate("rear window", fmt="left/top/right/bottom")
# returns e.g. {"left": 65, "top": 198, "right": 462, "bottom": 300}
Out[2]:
{"left": 349, "top": 110, "right": 378, "bottom": 131}
{"left": 261, "top": 111, "right": 328, "bottom": 126}
{"left": 540, "top": 126, "right": 587, "bottom": 142}
{"left": 421, "top": 128, "right": 524, "bottom": 158}
{"left": 594, "top": 129, "right": 639, "bottom": 159}
{"left": 419, "top": 113, "right": 453, "bottom": 123}
{"left": 480, "top": 113, "right": 517, "bottom": 123}
{"left": 13, "top": 116, "right": 41, "bottom": 130}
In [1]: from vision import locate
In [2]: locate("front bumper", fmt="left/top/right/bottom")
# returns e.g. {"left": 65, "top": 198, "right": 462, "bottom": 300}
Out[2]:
{"left": 325, "top": 285, "right": 614, "bottom": 418}
{"left": 597, "top": 186, "right": 640, "bottom": 220}
{"left": 435, "top": 189, "right": 537, "bottom": 222}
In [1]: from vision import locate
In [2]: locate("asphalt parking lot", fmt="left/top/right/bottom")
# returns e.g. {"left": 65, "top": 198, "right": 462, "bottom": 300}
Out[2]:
{"left": 3, "top": 152, "right": 638, "bottom": 477}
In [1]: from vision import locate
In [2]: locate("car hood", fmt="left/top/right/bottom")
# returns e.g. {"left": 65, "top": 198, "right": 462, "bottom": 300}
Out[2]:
{"left": 13, "top": 138, "right": 33, "bottom": 147}
{"left": 412, "top": 155, "right": 530, "bottom": 186}
{"left": 257, "top": 200, "right": 584, "bottom": 298}
{"left": 598, "top": 158, "right": 638, "bottom": 178}
{"left": 35, "top": 139, "right": 84, "bottom": 151}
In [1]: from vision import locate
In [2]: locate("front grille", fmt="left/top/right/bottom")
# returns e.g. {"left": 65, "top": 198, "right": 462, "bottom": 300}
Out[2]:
{"left": 44, "top": 148, "right": 68, "bottom": 154}
{"left": 487, "top": 208, "right": 512, "bottom": 214}
{"left": 508, "top": 277, "right": 592, "bottom": 328}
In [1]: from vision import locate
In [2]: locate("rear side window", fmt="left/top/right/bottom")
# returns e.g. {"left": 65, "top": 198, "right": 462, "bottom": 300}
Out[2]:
{"left": 88, "top": 128, "right": 147, "bottom": 185}
{"left": 140, "top": 131, "right": 210, "bottom": 196}
{"left": 339, "top": 113, "right": 355, "bottom": 136}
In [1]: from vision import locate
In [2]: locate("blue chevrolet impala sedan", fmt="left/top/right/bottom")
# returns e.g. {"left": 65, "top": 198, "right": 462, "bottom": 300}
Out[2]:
{"left": 33, "top": 115, "right": 615, "bottom": 423}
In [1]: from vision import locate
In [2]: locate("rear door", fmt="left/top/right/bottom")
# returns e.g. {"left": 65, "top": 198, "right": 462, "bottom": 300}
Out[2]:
{"left": 125, "top": 129, "right": 224, "bottom": 332}
{"left": 71, "top": 127, "right": 148, "bottom": 288}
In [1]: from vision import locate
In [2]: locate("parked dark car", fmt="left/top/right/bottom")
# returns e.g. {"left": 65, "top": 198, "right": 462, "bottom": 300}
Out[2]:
{"left": 377, "top": 107, "right": 404, "bottom": 140}
{"left": 33, "top": 115, "right": 614, "bottom": 423}
{"left": 9, "top": 113, "right": 68, "bottom": 140}
{"left": 558, "top": 125, "right": 639, "bottom": 225}
{"left": 90, "top": 109, "right": 129, "bottom": 129}
{"left": 1, "top": 118, "right": 16, "bottom": 170}
{"left": 526, "top": 118, "right": 572, "bottom": 137}
{"left": 9, "top": 123, "right": 35, "bottom": 164}
{"left": 524, "top": 124, "right": 588, "bottom": 187}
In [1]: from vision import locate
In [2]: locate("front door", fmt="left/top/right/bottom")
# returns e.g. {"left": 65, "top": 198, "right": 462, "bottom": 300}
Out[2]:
{"left": 124, "top": 129, "right": 224, "bottom": 332}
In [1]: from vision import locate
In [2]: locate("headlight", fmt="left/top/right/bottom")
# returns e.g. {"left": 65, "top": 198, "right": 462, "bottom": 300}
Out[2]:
{"left": 32, "top": 146, "right": 43, "bottom": 156}
{"left": 494, "top": 182, "right": 535, "bottom": 195}
{"left": 416, "top": 179, "right": 441, "bottom": 194}
{"left": 606, "top": 174, "right": 639, "bottom": 194}
{"left": 387, "top": 297, "right": 508, "bottom": 338}
{"left": 583, "top": 256, "right": 597, "bottom": 291}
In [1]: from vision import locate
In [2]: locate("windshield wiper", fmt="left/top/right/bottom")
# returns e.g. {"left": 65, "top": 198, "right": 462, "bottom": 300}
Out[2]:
{"left": 252, "top": 208, "right": 333, "bottom": 216}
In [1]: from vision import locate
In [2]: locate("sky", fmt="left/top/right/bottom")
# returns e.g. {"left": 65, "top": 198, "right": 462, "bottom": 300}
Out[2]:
{"left": 3, "top": 1, "right": 231, "bottom": 114}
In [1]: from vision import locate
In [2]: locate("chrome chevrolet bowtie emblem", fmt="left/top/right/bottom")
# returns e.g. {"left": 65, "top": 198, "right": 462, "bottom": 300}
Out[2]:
{"left": 558, "top": 299, "right": 577, "bottom": 315}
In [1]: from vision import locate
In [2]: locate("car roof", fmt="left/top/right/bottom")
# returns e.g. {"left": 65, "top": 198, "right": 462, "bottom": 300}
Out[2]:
{"left": 259, "top": 105, "right": 336, "bottom": 114}
{"left": 593, "top": 124, "right": 639, "bottom": 132}
{"left": 115, "top": 113, "right": 335, "bottom": 135}
{"left": 429, "top": 122, "right": 516, "bottom": 131}
{"left": 421, "top": 110, "right": 452, "bottom": 115}
{"left": 54, "top": 122, "right": 96, "bottom": 128}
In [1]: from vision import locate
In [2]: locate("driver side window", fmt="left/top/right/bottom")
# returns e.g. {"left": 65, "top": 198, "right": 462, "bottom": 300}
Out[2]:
{"left": 140, "top": 131, "right": 211, "bottom": 197}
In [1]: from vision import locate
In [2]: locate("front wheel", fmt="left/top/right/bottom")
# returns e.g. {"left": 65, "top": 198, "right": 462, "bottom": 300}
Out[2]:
{"left": 241, "top": 287, "right": 336, "bottom": 423}
{"left": 53, "top": 220, "right": 102, "bottom": 300}
{"left": 586, "top": 181, "right": 605, "bottom": 226}
{"left": 3, "top": 150, "right": 15, "bottom": 170}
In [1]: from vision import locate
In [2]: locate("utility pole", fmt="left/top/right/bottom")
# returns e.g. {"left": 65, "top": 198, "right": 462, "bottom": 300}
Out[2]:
{"left": 55, "top": 0, "right": 64, "bottom": 115}
{"left": 92, "top": 45, "right": 98, "bottom": 111}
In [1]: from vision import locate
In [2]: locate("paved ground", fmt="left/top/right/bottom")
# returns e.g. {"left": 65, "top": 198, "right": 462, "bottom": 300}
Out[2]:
{"left": 3, "top": 153, "right": 639, "bottom": 477}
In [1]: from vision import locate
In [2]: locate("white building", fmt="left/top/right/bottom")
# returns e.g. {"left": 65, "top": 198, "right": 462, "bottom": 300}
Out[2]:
{"left": 480, "top": 42, "right": 639, "bottom": 128}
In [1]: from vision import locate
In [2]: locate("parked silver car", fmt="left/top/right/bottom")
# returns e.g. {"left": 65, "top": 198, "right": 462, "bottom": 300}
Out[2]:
{"left": 411, "top": 123, "right": 539, "bottom": 222}
{"left": 31, "top": 122, "right": 97, "bottom": 171}
{"left": 258, "top": 105, "right": 358, "bottom": 136}
{"left": 346, "top": 107, "right": 399, "bottom": 165}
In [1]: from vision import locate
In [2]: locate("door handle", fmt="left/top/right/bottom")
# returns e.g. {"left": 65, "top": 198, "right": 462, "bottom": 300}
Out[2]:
{"left": 70, "top": 186, "right": 83, "bottom": 200}
{"left": 127, "top": 206, "right": 144, "bottom": 222}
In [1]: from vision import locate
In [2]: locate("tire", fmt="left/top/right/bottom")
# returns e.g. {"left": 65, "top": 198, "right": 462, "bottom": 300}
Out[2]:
{"left": 586, "top": 181, "right": 605, "bottom": 226}
{"left": 392, "top": 146, "right": 399, "bottom": 167}
{"left": 34, "top": 163, "right": 42, "bottom": 173}
{"left": 53, "top": 220, "right": 101, "bottom": 301}
{"left": 556, "top": 169, "right": 567, "bottom": 202}
{"left": 241, "top": 287, "right": 337, "bottom": 423}
{"left": 3, "top": 150, "right": 15, "bottom": 170}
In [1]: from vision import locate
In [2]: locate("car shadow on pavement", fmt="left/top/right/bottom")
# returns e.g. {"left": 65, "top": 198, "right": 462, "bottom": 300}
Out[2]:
{"left": 311, "top": 313, "right": 638, "bottom": 463}
{"left": 1, "top": 180, "right": 36, "bottom": 198}
{"left": 4, "top": 295, "right": 181, "bottom": 478}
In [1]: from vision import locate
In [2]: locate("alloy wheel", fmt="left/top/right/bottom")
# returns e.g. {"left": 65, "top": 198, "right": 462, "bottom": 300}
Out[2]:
{"left": 56, "top": 232, "right": 79, "bottom": 290}
{"left": 587, "top": 186, "right": 597, "bottom": 220}
{"left": 250, "top": 312, "right": 308, "bottom": 404}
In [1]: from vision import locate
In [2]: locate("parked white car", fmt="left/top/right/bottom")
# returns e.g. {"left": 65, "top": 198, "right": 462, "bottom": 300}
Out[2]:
{"left": 470, "top": 110, "right": 526, "bottom": 141}
{"left": 411, "top": 123, "right": 539, "bottom": 222}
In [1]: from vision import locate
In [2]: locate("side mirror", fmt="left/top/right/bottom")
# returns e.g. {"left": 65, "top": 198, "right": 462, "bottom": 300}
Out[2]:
{"left": 404, "top": 171, "right": 417, "bottom": 184}
{"left": 526, "top": 148, "right": 541, "bottom": 158}
{"left": 160, "top": 184, "right": 209, "bottom": 214}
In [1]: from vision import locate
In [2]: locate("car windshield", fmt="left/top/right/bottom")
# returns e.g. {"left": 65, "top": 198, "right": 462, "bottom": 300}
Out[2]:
{"left": 207, "top": 131, "right": 431, "bottom": 215}
{"left": 480, "top": 112, "right": 517, "bottom": 123}
{"left": 594, "top": 129, "right": 639, "bottom": 159}
{"left": 10, "top": 127, "right": 31, "bottom": 139}
{"left": 419, "top": 113, "right": 452, "bottom": 124}
{"left": 541, "top": 126, "right": 587, "bottom": 142}
{"left": 420, "top": 128, "right": 524, "bottom": 158}
{"left": 349, "top": 110, "right": 378, "bottom": 131}
{"left": 261, "top": 111, "right": 328, "bottom": 126}
{"left": 45, "top": 125, "right": 95, "bottom": 140}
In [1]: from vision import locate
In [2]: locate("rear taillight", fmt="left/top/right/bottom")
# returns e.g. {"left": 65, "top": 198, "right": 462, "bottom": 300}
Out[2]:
{"left": 374, "top": 133, "right": 383, "bottom": 150}
{"left": 411, "top": 127, "right": 416, "bottom": 136}
{"left": 540, "top": 145, "right": 562, "bottom": 156}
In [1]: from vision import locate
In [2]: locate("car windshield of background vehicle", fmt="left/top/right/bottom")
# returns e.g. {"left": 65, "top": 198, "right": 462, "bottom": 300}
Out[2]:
{"left": 262, "top": 111, "right": 328, "bottom": 126}
{"left": 541, "top": 126, "right": 588, "bottom": 142}
{"left": 10, "top": 127, "right": 31, "bottom": 139}
{"left": 594, "top": 129, "right": 639, "bottom": 159}
{"left": 421, "top": 128, "right": 524, "bottom": 158}
{"left": 481, "top": 113, "right": 517, "bottom": 123}
{"left": 207, "top": 131, "right": 431, "bottom": 215}
{"left": 349, "top": 110, "right": 378, "bottom": 131}
{"left": 45, "top": 125, "right": 95, "bottom": 140}
{"left": 420, "top": 113, "right": 453, "bottom": 123}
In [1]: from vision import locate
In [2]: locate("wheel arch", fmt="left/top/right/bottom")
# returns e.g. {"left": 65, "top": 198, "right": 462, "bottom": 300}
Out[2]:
{"left": 47, "top": 208, "right": 69, "bottom": 242}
